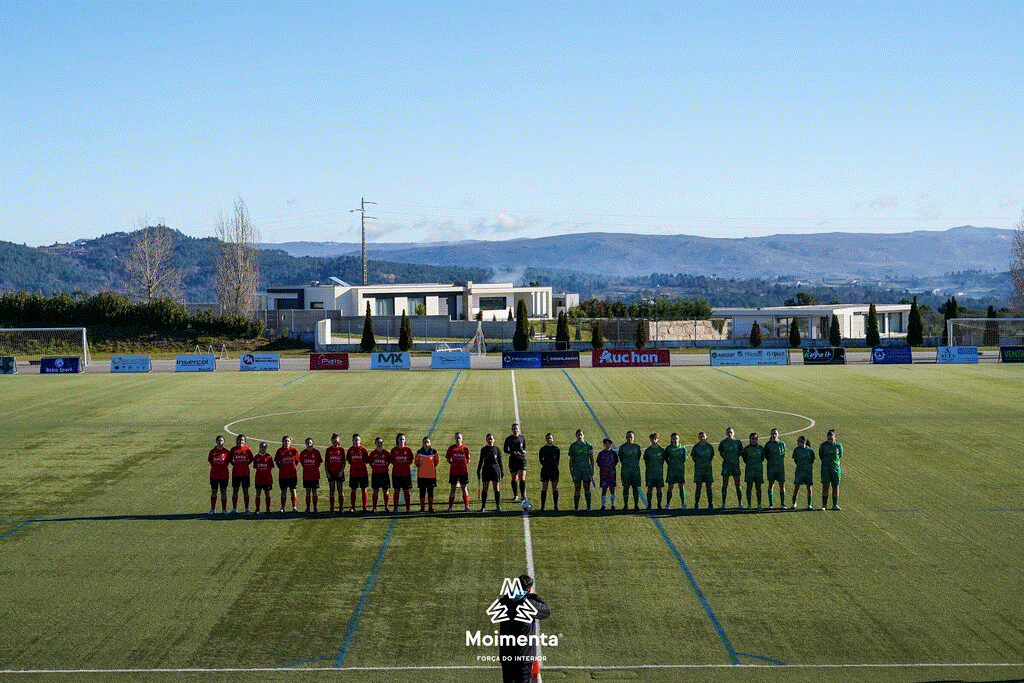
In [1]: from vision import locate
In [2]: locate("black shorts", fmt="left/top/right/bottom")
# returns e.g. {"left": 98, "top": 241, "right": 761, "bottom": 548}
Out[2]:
{"left": 210, "top": 477, "right": 228, "bottom": 492}
{"left": 279, "top": 477, "right": 298, "bottom": 491}
{"left": 417, "top": 477, "right": 437, "bottom": 492}
{"left": 508, "top": 455, "right": 527, "bottom": 473}
{"left": 255, "top": 483, "right": 272, "bottom": 493}
{"left": 349, "top": 475, "right": 369, "bottom": 490}
{"left": 540, "top": 467, "right": 560, "bottom": 483}
{"left": 303, "top": 479, "right": 319, "bottom": 490}
{"left": 481, "top": 468, "right": 502, "bottom": 483}
{"left": 231, "top": 475, "right": 250, "bottom": 489}
{"left": 371, "top": 472, "right": 391, "bottom": 490}
{"left": 326, "top": 472, "right": 344, "bottom": 484}
{"left": 449, "top": 473, "right": 469, "bottom": 487}
{"left": 392, "top": 474, "right": 412, "bottom": 490}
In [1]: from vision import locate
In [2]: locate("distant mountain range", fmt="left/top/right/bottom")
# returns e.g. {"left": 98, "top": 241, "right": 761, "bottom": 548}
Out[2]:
{"left": 268, "top": 226, "right": 1015, "bottom": 280}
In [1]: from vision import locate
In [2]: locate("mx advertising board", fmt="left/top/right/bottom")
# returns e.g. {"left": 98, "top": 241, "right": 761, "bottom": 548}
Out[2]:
{"left": 936, "top": 346, "right": 979, "bottom": 364}
{"left": 710, "top": 348, "right": 789, "bottom": 367}
{"left": 502, "top": 352, "right": 542, "bottom": 369}
{"left": 592, "top": 349, "right": 671, "bottom": 367}
{"left": 541, "top": 351, "right": 580, "bottom": 368}
{"left": 372, "top": 351, "right": 411, "bottom": 370}
{"left": 239, "top": 353, "right": 280, "bottom": 371}
{"left": 0, "top": 356, "right": 16, "bottom": 374}
{"left": 111, "top": 355, "right": 152, "bottom": 373}
{"left": 871, "top": 346, "right": 913, "bottom": 364}
{"left": 40, "top": 357, "right": 81, "bottom": 374}
{"left": 431, "top": 351, "right": 471, "bottom": 369}
{"left": 802, "top": 347, "right": 846, "bottom": 365}
{"left": 309, "top": 353, "right": 349, "bottom": 370}
{"left": 1000, "top": 346, "right": 1024, "bottom": 363}
{"left": 175, "top": 354, "right": 217, "bottom": 372}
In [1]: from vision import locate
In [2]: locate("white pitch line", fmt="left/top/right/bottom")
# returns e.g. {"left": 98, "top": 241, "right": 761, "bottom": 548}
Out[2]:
{"left": 510, "top": 370, "right": 541, "bottom": 672}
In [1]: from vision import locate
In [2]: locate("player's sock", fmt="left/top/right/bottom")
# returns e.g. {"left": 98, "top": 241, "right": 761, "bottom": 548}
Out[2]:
{"left": 481, "top": 490, "right": 488, "bottom": 509}
{"left": 584, "top": 489, "right": 591, "bottom": 510}
{"left": 495, "top": 491, "right": 500, "bottom": 509}
{"left": 232, "top": 494, "right": 238, "bottom": 510}
{"left": 329, "top": 492, "right": 335, "bottom": 511}
{"left": 822, "top": 494, "right": 828, "bottom": 508}
{"left": 405, "top": 491, "right": 411, "bottom": 511}
{"left": 756, "top": 489, "right": 762, "bottom": 507}
{"left": 807, "top": 491, "right": 812, "bottom": 506}
{"left": 601, "top": 494, "right": 607, "bottom": 507}
{"left": 735, "top": 484, "right": 742, "bottom": 503}
{"left": 427, "top": 493, "right": 434, "bottom": 511}
{"left": 372, "top": 491, "right": 378, "bottom": 509}
{"left": 611, "top": 493, "right": 616, "bottom": 507}
{"left": 463, "top": 493, "right": 470, "bottom": 508}
{"left": 656, "top": 490, "right": 662, "bottom": 508}
{"left": 694, "top": 488, "right": 702, "bottom": 509}
{"left": 553, "top": 490, "right": 559, "bottom": 509}
{"left": 540, "top": 490, "right": 547, "bottom": 509}
{"left": 510, "top": 480, "right": 518, "bottom": 499}
{"left": 681, "top": 489, "right": 686, "bottom": 508}
{"left": 362, "top": 490, "right": 368, "bottom": 510}
{"left": 666, "top": 489, "right": 673, "bottom": 507}
{"left": 221, "top": 496, "right": 227, "bottom": 511}
{"left": 574, "top": 493, "right": 580, "bottom": 510}
{"left": 646, "top": 487, "right": 653, "bottom": 509}
{"left": 781, "top": 489, "right": 786, "bottom": 507}
{"left": 449, "top": 494, "right": 455, "bottom": 508}
{"left": 244, "top": 492, "right": 250, "bottom": 509}
{"left": 833, "top": 493, "right": 839, "bottom": 507}
{"left": 721, "top": 484, "right": 728, "bottom": 504}
{"left": 520, "top": 481, "right": 526, "bottom": 500}
{"left": 312, "top": 494, "right": 318, "bottom": 511}
{"left": 384, "top": 492, "right": 391, "bottom": 510}
{"left": 768, "top": 489, "right": 774, "bottom": 507}
{"left": 210, "top": 494, "right": 217, "bottom": 510}
{"left": 292, "top": 493, "right": 298, "bottom": 510}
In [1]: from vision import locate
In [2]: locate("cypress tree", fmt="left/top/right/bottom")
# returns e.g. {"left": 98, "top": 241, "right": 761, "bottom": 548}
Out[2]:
{"left": 749, "top": 321, "right": 762, "bottom": 348}
{"left": 788, "top": 318, "right": 801, "bottom": 348}
{"left": 591, "top": 321, "right": 605, "bottom": 349}
{"left": 555, "top": 312, "right": 570, "bottom": 350}
{"left": 829, "top": 314, "right": 842, "bottom": 347}
{"left": 983, "top": 305, "right": 999, "bottom": 347}
{"left": 906, "top": 296, "right": 924, "bottom": 347}
{"left": 360, "top": 301, "right": 376, "bottom": 352}
{"left": 865, "top": 303, "right": 880, "bottom": 347}
{"left": 512, "top": 300, "right": 530, "bottom": 351}
{"left": 398, "top": 309, "right": 412, "bottom": 351}
{"left": 635, "top": 319, "right": 649, "bottom": 349}
{"left": 941, "top": 297, "right": 959, "bottom": 345}
{"left": 574, "top": 323, "right": 582, "bottom": 341}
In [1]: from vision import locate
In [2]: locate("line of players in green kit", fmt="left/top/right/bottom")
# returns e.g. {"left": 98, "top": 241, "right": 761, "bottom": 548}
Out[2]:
{"left": 562, "top": 427, "right": 843, "bottom": 512}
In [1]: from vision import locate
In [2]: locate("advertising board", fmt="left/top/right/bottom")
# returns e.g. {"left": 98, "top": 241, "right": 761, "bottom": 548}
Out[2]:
{"left": 239, "top": 353, "right": 280, "bottom": 371}
{"left": 591, "top": 349, "right": 671, "bottom": 367}
{"left": 110, "top": 355, "right": 152, "bottom": 373}
{"left": 502, "top": 352, "right": 542, "bottom": 369}
{"left": 936, "top": 346, "right": 979, "bottom": 364}
{"left": 372, "top": 351, "right": 411, "bottom": 370}
{"left": 710, "top": 348, "right": 789, "bottom": 367}
{"left": 802, "top": 347, "right": 846, "bottom": 365}
{"left": 175, "top": 354, "right": 217, "bottom": 372}
{"left": 309, "top": 353, "right": 349, "bottom": 370}
{"left": 40, "top": 357, "right": 81, "bottom": 374}
{"left": 431, "top": 351, "right": 472, "bottom": 369}
{"left": 871, "top": 346, "right": 913, "bottom": 364}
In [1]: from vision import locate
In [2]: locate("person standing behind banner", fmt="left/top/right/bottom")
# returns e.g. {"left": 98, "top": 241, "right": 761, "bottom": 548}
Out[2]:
{"left": 299, "top": 437, "right": 322, "bottom": 513}
{"left": 252, "top": 441, "right": 274, "bottom": 513}
{"left": 446, "top": 432, "right": 472, "bottom": 512}
{"left": 538, "top": 433, "right": 560, "bottom": 511}
{"left": 477, "top": 433, "right": 504, "bottom": 512}
{"left": 498, "top": 573, "right": 551, "bottom": 683}
{"left": 618, "top": 431, "right": 642, "bottom": 512}
{"left": 415, "top": 436, "right": 439, "bottom": 512}
{"left": 369, "top": 436, "right": 392, "bottom": 512}
{"left": 208, "top": 435, "right": 230, "bottom": 514}
{"left": 504, "top": 423, "right": 528, "bottom": 503}
{"left": 346, "top": 434, "right": 370, "bottom": 512}
{"left": 390, "top": 433, "right": 415, "bottom": 512}
{"left": 325, "top": 433, "right": 346, "bottom": 513}
{"left": 275, "top": 436, "right": 300, "bottom": 513}
{"left": 228, "top": 434, "right": 254, "bottom": 514}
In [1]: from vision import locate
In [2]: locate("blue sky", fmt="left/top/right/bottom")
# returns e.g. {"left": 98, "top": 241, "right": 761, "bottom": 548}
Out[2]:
{"left": 1, "top": 0, "right": 1021, "bottom": 247}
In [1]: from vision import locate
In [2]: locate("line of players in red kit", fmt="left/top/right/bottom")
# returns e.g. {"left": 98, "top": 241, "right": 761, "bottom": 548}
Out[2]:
{"left": 206, "top": 431, "right": 470, "bottom": 514}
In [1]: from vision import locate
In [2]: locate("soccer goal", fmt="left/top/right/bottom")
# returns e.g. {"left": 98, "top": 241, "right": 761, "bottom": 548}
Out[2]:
{"left": 462, "top": 321, "right": 487, "bottom": 355}
{"left": 0, "top": 327, "right": 92, "bottom": 366}
{"left": 947, "top": 318, "right": 1024, "bottom": 347}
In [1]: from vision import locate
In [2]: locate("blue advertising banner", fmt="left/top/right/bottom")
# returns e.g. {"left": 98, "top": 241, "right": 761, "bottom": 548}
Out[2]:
{"left": 710, "top": 348, "right": 789, "bottom": 367}
{"left": 371, "top": 351, "right": 411, "bottom": 369}
{"left": 502, "top": 352, "right": 542, "bottom": 369}
{"left": 239, "top": 353, "right": 280, "bottom": 371}
{"left": 175, "top": 354, "right": 217, "bottom": 372}
{"left": 40, "top": 357, "right": 81, "bottom": 374}
{"left": 802, "top": 348, "right": 847, "bottom": 365}
{"left": 431, "top": 351, "right": 472, "bottom": 369}
{"left": 871, "top": 346, "right": 913, "bottom": 364}
{"left": 540, "top": 351, "right": 580, "bottom": 368}
{"left": 1000, "top": 346, "right": 1024, "bottom": 363}
{"left": 0, "top": 356, "right": 16, "bottom": 374}
{"left": 111, "top": 355, "right": 152, "bottom": 373}
{"left": 936, "top": 346, "right": 979, "bottom": 364}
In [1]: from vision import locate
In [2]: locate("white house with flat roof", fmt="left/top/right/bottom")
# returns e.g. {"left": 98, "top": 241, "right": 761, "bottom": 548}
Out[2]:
{"left": 264, "top": 280, "right": 554, "bottom": 320}
{"left": 713, "top": 304, "right": 912, "bottom": 342}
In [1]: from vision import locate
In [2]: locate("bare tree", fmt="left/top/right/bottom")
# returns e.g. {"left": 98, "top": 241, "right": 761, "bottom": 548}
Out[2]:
{"left": 1012, "top": 210, "right": 1024, "bottom": 309}
{"left": 215, "top": 199, "right": 261, "bottom": 317}
{"left": 124, "top": 218, "right": 181, "bottom": 302}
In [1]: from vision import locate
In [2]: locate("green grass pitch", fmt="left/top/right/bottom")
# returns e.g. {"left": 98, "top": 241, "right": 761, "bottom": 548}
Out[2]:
{"left": 1, "top": 365, "right": 1022, "bottom": 682}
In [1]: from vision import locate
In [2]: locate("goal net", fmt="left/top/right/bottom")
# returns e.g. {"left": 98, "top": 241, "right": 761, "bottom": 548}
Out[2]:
{"left": 946, "top": 318, "right": 1024, "bottom": 347}
{"left": 0, "top": 327, "right": 92, "bottom": 365}
{"left": 462, "top": 321, "right": 487, "bottom": 355}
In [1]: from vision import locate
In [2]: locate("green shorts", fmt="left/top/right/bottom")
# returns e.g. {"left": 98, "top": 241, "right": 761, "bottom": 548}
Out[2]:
{"left": 666, "top": 469, "right": 685, "bottom": 485}
{"left": 745, "top": 472, "right": 764, "bottom": 484}
{"left": 721, "top": 462, "right": 741, "bottom": 478}
{"left": 620, "top": 469, "right": 641, "bottom": 488}
{"left": 793, "top": 472, "right": 813, "bottom": 486}
{"left": 571, "top": 468, "right": 593, "bottom": 485}
{"left": 766, "top": 468, "right": 785, "bottom": 484}
{"left": 693, "top": 468, "right": 714, "bottom": 485}
{"left": 821, "top": 469, "right": 841, "bottom": 486}
{"left": 645, "top": 475, "right": 664, "bottom": 489}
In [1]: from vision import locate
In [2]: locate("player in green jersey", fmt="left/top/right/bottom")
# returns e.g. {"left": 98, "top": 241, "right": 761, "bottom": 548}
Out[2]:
{"left": 763, "top": 428, "right": 787, "bottom": 509}
{"left": 618, "top": 431, "right": 642, "bottom": 511}
{"left": 790, "top": 435, "right": 816, "bottom": 510}
{"left": 718, "top": 427, "right": 744, "bottom": 509}
{"left": 741, "top": 432, "right": 765, "bottom": 510}
{"left": 818, "top": 429, "right": 843, "bottom": 510}
{"left": 664, "top": 432, "right": 687, "bottom": 510}
{"left": 690, "top": 431, "right": 715, "bottom": 510}
{"left": 568, "top": 429, "right": 595, "bottom": 511}
{"left": 643, "top": 433, "right": 666, "bottom": 510}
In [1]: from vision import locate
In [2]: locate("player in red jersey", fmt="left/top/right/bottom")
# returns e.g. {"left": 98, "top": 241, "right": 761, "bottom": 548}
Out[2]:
{"left": 389, "top": 433, "right": 415, "bottom": 512}
{"left": 346, "top": 434, "right": 370, "bottom": 512}
{"left": 369, "top": 436, "right": 392, "bottom": 512}
{"left": 252, "top": 441, "right": 274, "bottom": 513}
{"left": 445, "top": 431, "right": 472, "bottom": 512}
{"left": 275, "top": 435, "right": 300, "bottom": 513}
{"left": 208, "top": 435, "right": 230, "bottom": 514}
{"left": 324, "top": 433, "right": 347, "bottom": 513}
{"left": 228, "top": 434, "right": 254, "bottom": 514}
{"left": 299, "top": 437, "right": 323, "bottom": 513}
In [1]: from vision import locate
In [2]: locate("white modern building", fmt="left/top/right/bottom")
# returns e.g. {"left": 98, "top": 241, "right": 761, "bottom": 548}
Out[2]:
{"left": 264, "top": 279, "right": 554, "bottom": 319}
{"left": 713, "top": 304, "right": 912, "bottom": 342}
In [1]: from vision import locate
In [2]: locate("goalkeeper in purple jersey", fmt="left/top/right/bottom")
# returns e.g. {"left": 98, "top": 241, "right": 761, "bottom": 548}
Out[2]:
{"left": 596, "top": 438, "right": 619, "bottom": 510}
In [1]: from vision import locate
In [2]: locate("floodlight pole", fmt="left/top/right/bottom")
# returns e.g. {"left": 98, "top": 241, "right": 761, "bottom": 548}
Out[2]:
{"left": 350, "top": 197, "right": 377, "bottom": 286}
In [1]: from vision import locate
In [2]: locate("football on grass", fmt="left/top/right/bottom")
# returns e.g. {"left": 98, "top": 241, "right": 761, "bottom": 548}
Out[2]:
{"left": 521, "top": 499, "right": 532, "bottom": 511}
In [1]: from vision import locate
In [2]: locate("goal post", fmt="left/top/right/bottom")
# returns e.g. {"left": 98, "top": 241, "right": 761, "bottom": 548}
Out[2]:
{"left": 946, "top": 318, "right": 1024, "bottom": 348}
{"left": 0, "top": 327, "right": 92, "bottom": 366}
